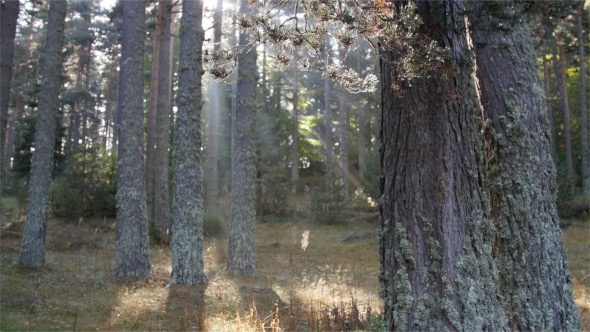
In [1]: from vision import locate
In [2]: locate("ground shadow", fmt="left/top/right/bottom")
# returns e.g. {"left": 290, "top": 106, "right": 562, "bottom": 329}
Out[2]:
{"left": 165, "top": 283, "right": 207, "bottom": 331}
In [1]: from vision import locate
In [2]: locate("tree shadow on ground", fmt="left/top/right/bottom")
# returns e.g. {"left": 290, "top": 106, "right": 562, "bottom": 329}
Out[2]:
{"left": 165, "top": 284, "right": 207, "bottom": 331}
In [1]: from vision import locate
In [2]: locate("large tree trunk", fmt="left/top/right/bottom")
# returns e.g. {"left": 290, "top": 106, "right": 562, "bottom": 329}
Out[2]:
{"left": 468, "top": 4, "right": 580, "bottom": 330}
{"left": 554, "top": 44, "right": 575, "bottom": 197}
{"left": 205, "top": 0, "right": 223, "bottom": 212}
{"left": 542, "top": 56, "right": 558, "bottom": 160}
{"left": 0, "top": 0, "right": 20, "bottom": 200}
{"left": 19, "top": 0, "right": 67, "bottom": 267}
{"left": 577, "top": 2, "right": 589, "bottom": 195}
{"left": 115, "top": 0, "right": 151, "bottom": 278}
{"left": 152, "top": 0, "right": 173, "bottom": 243}
{"left": 170, "top": 0, "right": 207, "bottom": 284}
{"left": 291, "top": 53, "right": 299, "bottom": 183}
{"left": 227, "top": 0, "right": 257, "bottom": 276}
{"left": 379, "top": 1, "right": 505, "bottom": 330}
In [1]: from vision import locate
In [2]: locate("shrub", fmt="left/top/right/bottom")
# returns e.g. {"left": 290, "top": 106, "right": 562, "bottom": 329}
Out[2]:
{"left": 203, "top": 213, "right": 224, "bottom": 238}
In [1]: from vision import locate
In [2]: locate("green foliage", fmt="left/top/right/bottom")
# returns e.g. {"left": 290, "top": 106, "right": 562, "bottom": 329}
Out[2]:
{"left": 557, "top": 195, "right": 590, "bottom": 219}
{"left": 310, "top": 165, "right": 347, "bottom": 224}
{"left": 51, "top": 145, "right": 116, "bottom": 221}
{"left": 203, "top": 213, "right": 224, "bottom": 238}
{"left": 256, "top": 169, "right": 290, "bottom": 216}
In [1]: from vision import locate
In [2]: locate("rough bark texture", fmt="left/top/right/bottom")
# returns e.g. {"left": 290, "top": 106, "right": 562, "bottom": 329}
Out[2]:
{"left": 291, "top": 53, "right": 299, "bottom": 183}
{"left": 170, "top": 0, "right": 207, "bottom": 285}
{"left": 152, "top": 0, "right": 173, "bottom": 243}
{"left": 227, "top": 0, "right": 257, "bottom": 276}
{"left": 578, "top": 3, "right": 589, "bottom": 195}
{"left": 0, "top": 0, "right": 19, "bottom": 202}
{"left": 468, "top": 4, "right": 580, "bottom": 330}
{"left": 205, "top": 0, "right": 223, "bottom": 212}
{"left": 554, "top": 45, "right": 575, "bottom": 197}
{"left": 542, "top": 56, "right": 558, "bottom": 159}
{"left": 115, "top": 0, "right": 151, "bottom": 278}
{"left": 19, "top": 0, "right": 67, "bottom": 267}
{"left": 379, "top": 1, "right": 505, "bottom": 330}
{"left": 323, "top": 36, "right": 333, "bottom": 168}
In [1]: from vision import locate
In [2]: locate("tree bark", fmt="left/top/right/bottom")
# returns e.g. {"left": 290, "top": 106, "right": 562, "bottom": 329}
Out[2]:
{"left": 291, "top": 53, "right": 299, "bottom": 183}
{"left": 338, "top": 84, "right": 349, "bottom": 198}
{"left": 468, "top": 4, "right": 581, "bottom": 329}
{"left": 152, "top": 0, "right": 173, "bottom": 243}
{"left": 227, "top": 0, "right": 257, "bottom": 276}
{"left": 115, "top": 0, "right": 151, "bottom": 278}
{"left": 554, "top": 44, "right": 575, "bottom": 197}
{"left": 577, "top": 2, "right": 589, "bottom": 195}
{"left": 542, "top": 56, "right": 558, "bottom": 160}
{"left": 146, "top": 2, "right": 162, "bottom": 226}
{"left": 379, "top": 1, "right": 505, "bottom": 330}
{"left": 170, "top": 0, "right": 207, "bottom": 284}
{"left": 0, "top": 0, "right": 20, "bottom": 199}
{"left": 205, "top": 0, "right": 223, "bottom": 212}
{"left": 19, "top": 0, "right": 67, "bottom": 267}
{"left": 323, "top": 36, "right": 333, "bottom": 169}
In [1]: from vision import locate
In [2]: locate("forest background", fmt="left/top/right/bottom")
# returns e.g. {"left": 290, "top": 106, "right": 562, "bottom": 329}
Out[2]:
{"left": 0, "top": 0, "right": 588, "bottom": 330}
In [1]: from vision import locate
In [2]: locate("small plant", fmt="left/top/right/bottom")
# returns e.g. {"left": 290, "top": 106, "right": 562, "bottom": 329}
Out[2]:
{"left": 203, "top": 213, "right": 224, "bottom": 238}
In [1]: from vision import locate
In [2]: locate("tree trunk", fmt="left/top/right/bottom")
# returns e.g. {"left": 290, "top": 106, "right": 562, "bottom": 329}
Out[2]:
{"left": 227, "top": 0, "right": 257, "bottom": 276}
{"left": 115, "top": 0, "right": 151, "bottom": 278}
{"left": 146, "top": 1, "right": 162, "bottom": 228}
{"left": 379, "top": 1, "right": 505, "bottom": 330}
{"left": 0, "top": 0, "right": 20, "bottom": 199}
{"left": 554, "top": 44, "right": 575, "bottom": 197}
{"left": 542, "top": 55, "right": 558, "bottom": 160}
{"left": 468, "top": 4, "right": 581, "bottom": 329}
{"left": 19, "top": 0, "right": 67, "bottom": 267}
{"left": 170, "top": 0, "right": 207, "bottom": 284}
{"left": 205, "top": 0, "right": 223, "bottom": 212}
{"left": 152, "top": 0, "right": 173, "bottom": 243}
{"left": 577, "top": 2, "right": 589, "bottom": 195}
{"left": 323, "top": 36, "right": 333, "bottom": 169}
{"left": 291, "top": 53, "right": 299, "bottom": 183}
{"left": 338, "top": 86, "right": 349, "bottom": 198}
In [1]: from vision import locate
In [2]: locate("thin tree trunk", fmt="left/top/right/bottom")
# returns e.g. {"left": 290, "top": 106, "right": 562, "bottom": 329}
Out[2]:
{"left": 115, "top": 0, "right": 151, "bottom": 278}
{"left": 152, "top": 0, "right": 173, "bottom": 243}
{"left": 227, "top": 0, "right": 257, "bottom": 276}
{"left": 469, "top": 4, "right": 581, "bottom": 329}
{"left": 170, "top": 0, "right": 207, "bottom": 284}
{"left": 146, "top": 2, "right": 162, "bottom": 228}
{"left": 324, "top": 36, "right": 333, "bottom": 170}
{"left": 19, "top": 0, "right": 67, "bottom": 267}
{"left": 0, "top": 0, "right": 20, "bottom": 199}
{"left": 338, "top": 84, "right": 349, "bottom": 198}
{"left": 577, "top": 3, "right": 589, "bottom": 195}
{"left": 379, "top": 2, "right": 505, "bottom": 329}
{"left": 291, "top": 53, "right": 299, "bottom": 183}
{"left": 205, "top": 0, "right": 223, "bottom": 212}
{"left": 357, "top": 51, "right": 366, "bottom": 181}
{"left": 554, "top": 44, "right": 575, "bottom": 197}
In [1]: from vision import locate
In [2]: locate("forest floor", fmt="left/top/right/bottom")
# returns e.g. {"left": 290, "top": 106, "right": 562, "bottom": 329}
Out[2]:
{"left": 0, "top": 196, "right": 588, "bottom": 331}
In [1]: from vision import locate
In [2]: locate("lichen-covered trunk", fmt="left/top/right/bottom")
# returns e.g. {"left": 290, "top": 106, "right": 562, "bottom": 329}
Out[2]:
{"left": 542, "top": 56, "right": 558, "bottom": 160}
{"left": 0, "top": 0, "right": 19, "bottom": 204}
{"left": 152, "top": 0, "right": 173, "bottom": 243}
{"left": 115, "top": 0, "right": 151, "bottom": 278}
{"left": 205, "top": 0, "right": 223, "bottom": 212}
{"left": 19, "top": 0, "right": 67, "bottom": 267}
{"left": 379, "top": 1, "right": 505, "bottom": 330}
{"left": 577, "top": 3, "right": 589, "bottom": 195}
{"left": 468, "top": 5, "right": 580, "bottom": 330}
{"left": 170, "top": 0, "right": 207, "bottom": 285}
{"left": 227, "top": 0, "right": 257, "bottom": 276}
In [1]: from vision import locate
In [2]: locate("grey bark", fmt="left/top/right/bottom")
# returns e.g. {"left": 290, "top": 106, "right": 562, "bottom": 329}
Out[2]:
{"left": 291, "top": 53, "right": 299, "bottom": 183}
{"left": 227, "top": 0, "right": 257, "bottom": 276}
{"left": 338, "top": 84, "right": 349, "bottom": 198}
{"left": 554, "top": 44, "right": 575, "bottom": 197}
{"left": 542, "top": 56, "right": 558, "bottom": 160}
{"left": 468, "top": 4, "right": 581, "bottom": 330}
{"left": 115, "top": 0, "right": 151, "bottom": 278}
{"left": 578, "top": 3, "right": 589, "bottom": 195}
{"left": 379, "top": 1, "right": 505, "bottom": 330}
{"left": 170, "top": 0, "right": 207, "bottom": 284}
{"left": 152, "top": 0, "right": 173, "bottom": 243}
{"left": 205, "top": 0, "right": 223, "bottom": 212}
{"left": 19, "top": 0, "right": 67, "bottom": 267}
{"left": 323, "top": 36, "right": 333, "bottom": 168}
{"left": 0, "top": 0, "right": 19, "bottom": 199}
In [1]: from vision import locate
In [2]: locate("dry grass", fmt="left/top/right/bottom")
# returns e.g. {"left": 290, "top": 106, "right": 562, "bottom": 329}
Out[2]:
{"left": 1, "top": 197, "right": 588, "bottom": 331}
{"left": 0, "top": 203, "right": 382, "bottom": 331}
